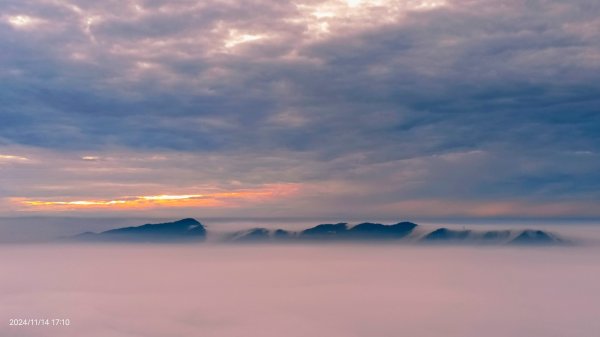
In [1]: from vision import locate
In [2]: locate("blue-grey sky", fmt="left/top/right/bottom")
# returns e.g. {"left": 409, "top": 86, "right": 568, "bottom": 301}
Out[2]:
{"left": 0, "top": 0, "right": 599, "bottom": 219}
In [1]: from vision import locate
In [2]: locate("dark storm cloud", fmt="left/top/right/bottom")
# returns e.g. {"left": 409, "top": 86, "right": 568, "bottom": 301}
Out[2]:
{"left": 0, "top": 0, "right": 599, "bottom": 217}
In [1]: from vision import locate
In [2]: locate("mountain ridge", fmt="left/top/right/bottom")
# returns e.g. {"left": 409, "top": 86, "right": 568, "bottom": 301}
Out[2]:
{"left": 67, "top": 218, "right": 206, "bottom": 243}
{"left": 66, "top": 218, "right": 567, "bottom": 245}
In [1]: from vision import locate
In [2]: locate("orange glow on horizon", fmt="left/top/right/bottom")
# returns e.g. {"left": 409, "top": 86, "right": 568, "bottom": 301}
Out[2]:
{"left": 14, "top": 184, "right": 299, "bottom": 211}
{"left": 140, "top": 194, "right": 205, "bottom": 201}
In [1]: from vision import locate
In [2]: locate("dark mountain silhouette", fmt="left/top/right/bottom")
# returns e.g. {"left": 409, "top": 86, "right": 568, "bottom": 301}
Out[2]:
{"left": 422, "top": 228, "right": 471, "bottom": 242}
{"left": 274, "top": 229, "right": 292, "bottom": 239}
{"left": 226, "top": 221, "right": 419, "bottom": 242}
{"left": 347, "top": 222, "right": 418, "bottom": 239}
{"left": 509, "top": 230, "right": 562, "bottom": 245}
{"left": 67, "top": 218, "right": 567, "bottom": 246}
{"left": 299, "top": 221, "right": 418, "bottom": 240}
{"left": 69, "top": 218, "right": 206, "bottom": 243}
{"left": 300, "top": 223, "right": 349, "bottom": 238}
{"left": 420, "top": 227, "right": 563, "bottom": 245}
{"left": 224, "top": 222, "right": 565, "bottom": 245}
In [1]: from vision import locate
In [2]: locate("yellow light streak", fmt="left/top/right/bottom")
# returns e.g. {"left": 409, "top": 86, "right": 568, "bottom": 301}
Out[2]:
{"left": 15, "top": 184, "right": 299, "bottom": 211}
{"left": 0, "top": 154, "right": 29, "bottom": 161}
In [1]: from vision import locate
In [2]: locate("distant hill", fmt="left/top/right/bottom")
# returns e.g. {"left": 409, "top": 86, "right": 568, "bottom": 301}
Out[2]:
{"left": 224, "top": 228, "right": 294, "bottom": 243}
{"left": 348, "top": 222, "right": 418, "bottom": 238}
{"left": 421, "top": 228, "right": 471, "bottom": 242}
{"left": 226, "top": 221, "right": 418, "bottom": 243}
{"left": 67, "top": 218, "right": 567, "bottom": 246}
{"left": 68, "top": 218, "right": 206, "bottom": 243}
{"left": 300, "top": 223, "right": 349, "bottom": 238}
{"left": 226, "top": 222, "right": 565, "bottom": 245}
{"left": 508, "top": 230, "right": 562, "bottom": 245}
{"left": 419, "top": 227, "right": 564, "bottom": 245}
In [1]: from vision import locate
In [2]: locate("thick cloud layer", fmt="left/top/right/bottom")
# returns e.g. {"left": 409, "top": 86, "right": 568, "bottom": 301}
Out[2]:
{"left": 2, "top": 243, "right": 600, "bottom": 337}
{"left": 0, "top": 0, "right": 599, "bottom": 218}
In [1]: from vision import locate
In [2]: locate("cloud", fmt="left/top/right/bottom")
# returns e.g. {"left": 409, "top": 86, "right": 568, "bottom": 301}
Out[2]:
{"left": 0, "top": 154, "right": 30, "bottom": 162}
{"left": 0, "top": 0, "right": 598, "bottom": 218}
{"left": 2, "top": 244, "right": 600, "bottom": 336}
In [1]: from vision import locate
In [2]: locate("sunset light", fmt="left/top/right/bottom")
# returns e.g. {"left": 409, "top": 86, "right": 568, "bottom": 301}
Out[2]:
{"left": 15, "top": 184, "right": 300, "bottom": 211}
{"left": 7, "top": 15, "right": 33, "bottom": 27}
{"left": 0, "top": 154, "right": 29, "bottom": 161}
{"left": 224, "top": 31, "right": 265, "bottom": 48}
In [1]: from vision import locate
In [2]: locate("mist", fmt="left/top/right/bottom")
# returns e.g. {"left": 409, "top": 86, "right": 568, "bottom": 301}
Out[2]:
{"left": 2, "top": 241, "right": 599, "bottom": 337}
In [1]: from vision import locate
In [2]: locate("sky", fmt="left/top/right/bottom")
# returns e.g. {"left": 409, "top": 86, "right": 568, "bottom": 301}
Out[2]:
{"left": 0, "top": 0, "right": 599, "bottom": 220}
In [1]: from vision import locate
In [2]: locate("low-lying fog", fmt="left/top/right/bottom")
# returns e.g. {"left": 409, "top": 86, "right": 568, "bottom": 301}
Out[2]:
{"left": 2, "top": 241, "right": 599, "bottom": 337}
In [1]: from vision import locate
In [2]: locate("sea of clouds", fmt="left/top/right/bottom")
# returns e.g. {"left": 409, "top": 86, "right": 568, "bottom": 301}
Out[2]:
{"left": 1, "top": 240, "right": 599, "bottom": 337}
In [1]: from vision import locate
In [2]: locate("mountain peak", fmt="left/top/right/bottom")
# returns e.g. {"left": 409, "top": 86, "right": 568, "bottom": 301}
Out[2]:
{"left": 509, "top": 229, "right": 561, "bottom": 245}
{"left": 69, "top": 218, "right": 207, "bottom": 243}
{"left": 173, "top": 218, "right": 201, "bottom": 224}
